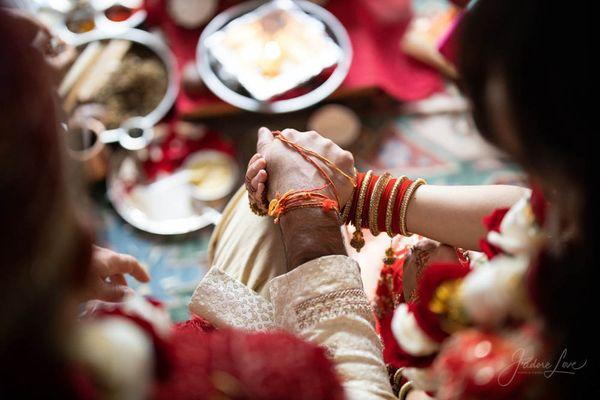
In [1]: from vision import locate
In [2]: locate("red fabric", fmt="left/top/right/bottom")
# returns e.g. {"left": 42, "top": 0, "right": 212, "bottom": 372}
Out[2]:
{"left": 156, "top": 329, "right": 345, "bottom": 400}
{"left": 83, "top": 300, "right": 343, "bottom": 399}
{"left": 411, "top": 262, "right": 471, "bottom": 343}
{"left": 328, "top": 0, "right": 444, "bottom": 101}
{"left": 361, "top": 0, "right": 412, "bottom": 25}
{"left": 173, "top": 315, "right": 216, "bottom": 334}
{"left": 143, "top": 0, "right": 444, "bottom": 116}
{"left": 479, "top": 207, "right": 509, "bottom": 259}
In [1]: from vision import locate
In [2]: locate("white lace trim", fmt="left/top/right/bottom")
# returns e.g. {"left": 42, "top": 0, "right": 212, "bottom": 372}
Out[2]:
{"left": 189, "top": 267, "right": 275, "bottom": 331}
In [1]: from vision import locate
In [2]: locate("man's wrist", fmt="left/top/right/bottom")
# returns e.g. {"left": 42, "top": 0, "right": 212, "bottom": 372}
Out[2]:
{"left": 279, "top": 208, "right": 346, "bottom": 271}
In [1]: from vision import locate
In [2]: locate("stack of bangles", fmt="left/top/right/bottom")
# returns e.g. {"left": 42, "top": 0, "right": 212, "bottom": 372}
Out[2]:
{"left": 341, "top": 170, "right": 427, "bottom": 252}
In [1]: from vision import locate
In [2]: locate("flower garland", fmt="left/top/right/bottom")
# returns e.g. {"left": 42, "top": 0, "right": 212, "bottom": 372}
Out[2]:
{"left": 376, "top": 189, "right": 549, "bottom": 399}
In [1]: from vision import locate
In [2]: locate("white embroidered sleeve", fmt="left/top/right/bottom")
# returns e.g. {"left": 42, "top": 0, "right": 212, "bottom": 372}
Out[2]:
{"left": 188, "top": 267, "right": 275, "bottom": 331}
{"left": 267, "top": 255, "right": 396, "bottom": 400}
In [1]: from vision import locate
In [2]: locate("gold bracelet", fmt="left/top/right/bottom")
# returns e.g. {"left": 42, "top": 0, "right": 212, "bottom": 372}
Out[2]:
{"left": 398, "top": 381, "right": 414, "bottom": 400}
{"left": 368, "top": 172, "right": 390, "bottom": 236}
{"left": 385, "top": 175, "right": 405, "bottom": 237}
{"left": 340, "top": 199, "right": 352, "bottom": 224}
{"left": 399, "top": 178, "right": 426, "bottom": 236}
{"left": 350, "top": 170, "right": 372, "bottom": 252}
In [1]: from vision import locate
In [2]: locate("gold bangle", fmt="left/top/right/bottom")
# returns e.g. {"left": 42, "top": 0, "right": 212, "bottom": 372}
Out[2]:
{"left": 350, "top": 170, "right": 372, "bottom": 252}
{"left": 368, "top": 172, "right": 390, "bottom": 236}
{"left": 398, "top": 381, "right": 414, "bottom": 400}
{"left": 340, "top": 199, "right": 352, "bottom": 224}
{"left": 386, "top": 175, "right": 405, "bottom": 237}
{"left": 399, "top": 178, "right": 426, "bottom": 236}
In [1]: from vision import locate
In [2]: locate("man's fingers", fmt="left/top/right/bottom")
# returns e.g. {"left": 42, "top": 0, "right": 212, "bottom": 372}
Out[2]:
{"left": 110, "top": 274, "right": 127, "bottom": 286}
{"left": 248, "top": 153, "right": 262, "bottom": 167}
{"left": 107, "top": 254, "right": 150, "bottom": 283}
{"left": 246, "top": 157, "right": 266, "bottom": 181}
{"left": 256, "top": 169, "right": 267, "bottom": 183}
{"left": 96, "top": 282, "right": 133, "bottom": 302}
{"left": 251, "top": 172, "right": 266, "bottom": 193}
{"left": 256, "top": 127, "right": 274, "bottom": 153}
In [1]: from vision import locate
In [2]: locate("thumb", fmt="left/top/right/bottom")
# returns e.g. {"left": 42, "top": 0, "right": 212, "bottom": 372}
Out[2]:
{"left": 256, "top": 127, "right": 274, "bottom": 154}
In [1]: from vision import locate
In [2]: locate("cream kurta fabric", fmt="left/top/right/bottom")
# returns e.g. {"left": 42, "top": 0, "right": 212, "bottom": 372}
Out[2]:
{"left": 207, "top": 185, "right": 287, "bottom": 296}
{"left": 191, "top": 187, "right": 395, "bottom": 400}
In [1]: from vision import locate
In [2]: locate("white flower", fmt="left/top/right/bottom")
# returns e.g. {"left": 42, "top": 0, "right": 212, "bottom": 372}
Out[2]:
{"left": 486, "top": 196, "right": 545, "bottom": 257}
{"left": 73, "top": 318, "right": 155, "bottom": 400}
{"left": 391, "top": 304, "right": 440, "bottom": 356}
{"left": 460, "top": 254, "right": 533, "bottom": 326}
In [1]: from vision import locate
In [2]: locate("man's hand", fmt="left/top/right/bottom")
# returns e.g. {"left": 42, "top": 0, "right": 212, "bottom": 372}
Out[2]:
{"left": 255, "top": 127, "right": 355, "bottom": 270}
{"left": 86, "top": 246, "right": 150, "bottom": 302}
{"left": 256, "top": 127, "right": 355, "bottom": 207}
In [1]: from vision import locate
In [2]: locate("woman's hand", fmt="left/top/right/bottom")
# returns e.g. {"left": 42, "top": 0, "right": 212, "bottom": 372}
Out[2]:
{"left": 402, "top": 240, "right": 459, "bottom": 302}
{"left": 86, "top": 246, "right": 150, "bottom": 302}
{"left": 245, "top": 153, "right": 269, "bottom": 214}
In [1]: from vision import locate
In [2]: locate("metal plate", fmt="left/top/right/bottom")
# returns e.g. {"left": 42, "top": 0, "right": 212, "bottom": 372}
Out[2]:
{"left": 197, "top": 0, "right": 352, "bottom": 113}
{"left": 107, "top": 151, "right": 225, "bottom": 236}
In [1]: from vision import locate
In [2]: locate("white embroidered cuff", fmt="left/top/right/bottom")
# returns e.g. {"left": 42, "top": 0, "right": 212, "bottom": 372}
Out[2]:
{"left": 188, "top": 267, "right": 275, "bottom": 331}
{"left": 267, "top": 255, "right": 373, "bottom": 331}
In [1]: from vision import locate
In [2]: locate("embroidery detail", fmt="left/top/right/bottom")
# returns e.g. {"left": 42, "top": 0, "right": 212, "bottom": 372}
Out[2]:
{"left": 189, "top": 268, "right": 275, "bottom": 331}
{"left": 294, "top": 288, "right": 373, "bottom": 330}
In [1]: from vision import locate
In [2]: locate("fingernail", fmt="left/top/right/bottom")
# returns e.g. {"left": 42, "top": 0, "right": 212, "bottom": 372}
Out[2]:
{"left": 123, "top": 287, "right": 135, "bottom": 298}
{"left": 258, "top": 127, "right": 271, "bottom": 134}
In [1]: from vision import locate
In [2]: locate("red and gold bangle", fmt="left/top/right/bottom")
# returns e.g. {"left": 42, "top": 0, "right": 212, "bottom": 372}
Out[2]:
{"left": 345, "top": 172, "right": 364, "bottom": 224}
{"left": 369, "top": 172, "right": 391, "bottom": 235}
{"left": 392, "top": 178, "right": 412, "bottom": 234}
{"left": 399, "top": 178, "right": 427, "bottom": 236}
{"left": 361, "top": 173, "right": 378, "bottom": 229}
{"left": 385, "top": 176, "right": 405, "bottom": 237}
{"left": 350, "top": 170, "right": 372, "bottom": 252}
{"left": 340, "top": 201, "right": 352, "bottom": 224}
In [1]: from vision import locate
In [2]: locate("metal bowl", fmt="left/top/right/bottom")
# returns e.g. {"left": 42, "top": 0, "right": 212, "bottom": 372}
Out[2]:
{"left": 69, "top": 28, "right": 179, "bottom": 150}
{"left": 196, "top": 0, "right": 352, "bottom": 113}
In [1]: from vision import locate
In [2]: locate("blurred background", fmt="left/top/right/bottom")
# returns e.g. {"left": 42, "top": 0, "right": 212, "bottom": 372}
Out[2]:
{"left": 20, "top": 0, "right": 524, "bottom": 320}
